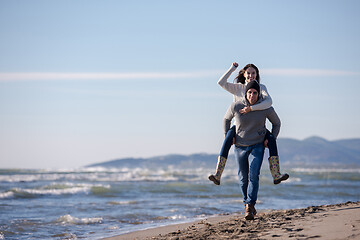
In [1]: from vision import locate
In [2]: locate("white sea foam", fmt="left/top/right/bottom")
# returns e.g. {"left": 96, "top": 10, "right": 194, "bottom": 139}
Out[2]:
{"left": 0, "top": 182, "right": 111, "bottom": 198}
{"left": 169, "top": 215, "right": 187, "bottom": 220}
{"left": 56, "top": 214, "right": 103, "bottom": 225}
{"left": 0, "top": 191, "right": 14, "bottom": 199}
{"left": 13, "top": 186, "right": 89, "bottom": 196}
{"left": 283, "top": 177, "right": 302, "bottom": 183}
{"left": 44, "top": 186, "right": 87, "bottom": 195}
{"left": 0, "top": 167, "right": 207, "bottom": 183}
{"left": 107, "top": 225, "right": 120, "bottom": 230}
{"left": 107, "top": 200, "right": 138, "bottom": 205}
{"left": 291, "top": 168, "right": 360, "bottom": 173}
{"left": 8, "top": 166, "right": 357, "bottom": 185}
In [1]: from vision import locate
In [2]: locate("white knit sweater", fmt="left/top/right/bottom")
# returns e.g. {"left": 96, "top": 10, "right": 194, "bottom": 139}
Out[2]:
{"left": 217, "top": 64, "right": 272, "bottom": 111}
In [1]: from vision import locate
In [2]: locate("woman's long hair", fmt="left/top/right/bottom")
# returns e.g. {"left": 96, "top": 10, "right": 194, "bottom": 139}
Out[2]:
{"left": 234, "top": 64, "right": 261, "bottom": 84}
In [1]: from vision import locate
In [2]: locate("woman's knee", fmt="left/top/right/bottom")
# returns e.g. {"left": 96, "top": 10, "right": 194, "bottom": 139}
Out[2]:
{"left": 226, "top": 126, "right": 236, "bottom": 138}
{"left": 265, "top": 131, "right": 276, "bottom": 143}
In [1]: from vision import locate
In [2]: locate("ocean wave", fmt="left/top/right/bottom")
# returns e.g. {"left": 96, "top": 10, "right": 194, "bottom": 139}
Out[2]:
{"left": 13, "top": 186, "right": 89, "bottom": 197}
{"left": 50, "top": 233, "right": 78, "bottom": 239}
{"left": 282, "top": 177, "right": 302, "bottom": 183}
{"left": 169, "top": 214, "right": 187, "bottom": 220}
{"left": 0, "top": 183, "right": 111, "bottom": 199}
{"left": 0, "top": 173, "right": 59, "bottom": 183}
{"left": 2, "top": 166, "right": 357, "bottom": 185}
{"left": 0, "top": 191, "right": 14, "bottom": 199}
{"left": 55, "top": 214, "right": 103, "bottom": 225}
{"left": 0, "top": 167, "right": 210, "bottom": 183}
{"left": 0, "top": 167, "right": 130, "bottom": 183}
{"left": 291, "top": 168, "right": 360, "bottom": 173}
{"left": 107, "top": 200, "right": 138, "bottom": 205}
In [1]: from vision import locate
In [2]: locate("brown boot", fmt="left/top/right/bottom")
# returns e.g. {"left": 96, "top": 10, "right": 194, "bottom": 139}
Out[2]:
{"left": 245, "top": 204, "right": 257, "bottom": 220}
{"left": 208, "top": 156, "right": 227, "bottom": 185}
{"left": 268, "top": 156, "right": 289, "bottom": 184}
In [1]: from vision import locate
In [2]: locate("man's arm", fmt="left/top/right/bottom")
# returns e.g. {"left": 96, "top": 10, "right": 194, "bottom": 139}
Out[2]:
{"left": 223, "top": 103, "right": 235, "bottom": 135}
{"left": 267, "top": 107, "right": 281, "bottom": 138}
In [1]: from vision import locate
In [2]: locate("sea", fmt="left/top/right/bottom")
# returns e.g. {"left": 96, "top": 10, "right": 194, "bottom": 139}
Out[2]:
{"left": 1, "top": 162, "right": 360, "bottom": 240}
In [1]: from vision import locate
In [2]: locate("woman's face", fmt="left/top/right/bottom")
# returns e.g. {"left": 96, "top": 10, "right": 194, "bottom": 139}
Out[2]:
{"left": 243, "top": 67, "right": 257, "bottom": 83}
{"left": 246, "top": 88, "right": 259, "bottom": 105}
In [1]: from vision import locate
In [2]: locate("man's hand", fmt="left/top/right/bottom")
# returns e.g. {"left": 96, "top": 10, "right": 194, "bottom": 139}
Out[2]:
{"left": 264, "top": 139, "right": 269, "bottom": 148}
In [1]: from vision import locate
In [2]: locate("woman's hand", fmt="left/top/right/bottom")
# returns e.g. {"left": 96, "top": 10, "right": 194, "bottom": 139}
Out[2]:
{"left": 240, "top": 106, "right": 251, "bottom": 114}
{"left": 264, "top": 139, "right": 269, "bottom": 148}
{"left": 233, "top": 62, "right": 238, "bottom": 68}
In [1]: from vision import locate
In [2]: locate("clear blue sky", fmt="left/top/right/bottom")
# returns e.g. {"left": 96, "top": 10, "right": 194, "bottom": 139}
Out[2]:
{"left": 1, "top": 0, "right": 359, "bottom": 169}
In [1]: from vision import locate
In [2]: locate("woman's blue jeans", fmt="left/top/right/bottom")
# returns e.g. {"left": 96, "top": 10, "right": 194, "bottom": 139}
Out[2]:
{"left": 234, "top": 143, "right": 265, "bottom": 205}
{"left": 219, "top": 126, "right": 236, "bottom": 159}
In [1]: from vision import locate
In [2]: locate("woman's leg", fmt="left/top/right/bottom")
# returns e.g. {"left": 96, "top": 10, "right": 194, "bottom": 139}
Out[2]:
{"left": 220, "top": 126, "right": 236, "bottom": 158}
{"left": 209, "top": 126, "right": 236, "bottom": 185}
{"left": 265, "top": 130, "right": 278, "bottom": 157}
{"left": 265, "top": 130, "right": 289, "bottom": 184}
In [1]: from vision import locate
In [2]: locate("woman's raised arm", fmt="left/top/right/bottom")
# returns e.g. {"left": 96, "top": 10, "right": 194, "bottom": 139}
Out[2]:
{"left": 217, "top": 63, "right": 244, "bottom": 96}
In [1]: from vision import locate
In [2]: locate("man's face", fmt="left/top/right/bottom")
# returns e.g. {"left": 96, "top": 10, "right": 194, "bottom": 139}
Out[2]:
{"left": 246, "top": 89, "right": 259, "bottom": 105}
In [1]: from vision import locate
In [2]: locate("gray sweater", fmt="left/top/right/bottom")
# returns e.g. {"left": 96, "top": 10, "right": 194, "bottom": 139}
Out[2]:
{"left": 224, "top": 101, "right": 281, "bottom": 147}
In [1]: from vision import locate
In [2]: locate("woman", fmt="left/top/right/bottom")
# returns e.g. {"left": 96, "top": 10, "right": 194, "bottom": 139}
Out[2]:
{"left": 224, "top": 80, "right": 281, "bottom": 220}
{"left": 209, "top": 63, "right": 288, "bottom": 185}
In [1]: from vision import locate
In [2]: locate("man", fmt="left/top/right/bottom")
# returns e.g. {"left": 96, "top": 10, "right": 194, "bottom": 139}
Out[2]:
{"left": 223, "top": 80, "right": 281, "bottom": 220}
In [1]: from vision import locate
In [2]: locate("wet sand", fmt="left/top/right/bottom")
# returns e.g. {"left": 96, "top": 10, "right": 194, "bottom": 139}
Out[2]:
{"left": 104, "top": 201, "right": 360, "bottom": 240}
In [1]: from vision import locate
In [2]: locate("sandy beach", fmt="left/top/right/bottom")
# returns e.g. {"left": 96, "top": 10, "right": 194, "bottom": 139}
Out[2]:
{"left": 104, "top": 201, "right": 360, "bottom": 240}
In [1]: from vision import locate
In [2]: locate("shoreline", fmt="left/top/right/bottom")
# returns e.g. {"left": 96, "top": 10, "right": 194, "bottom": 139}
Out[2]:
{"left": 103, "top": 201, "right": 360, "bottom": 240}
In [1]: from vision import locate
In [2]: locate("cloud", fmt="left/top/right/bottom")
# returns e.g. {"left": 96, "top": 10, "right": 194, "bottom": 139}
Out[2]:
{"left": 0, "top": 71, "right": 221, "bottom": 82}
{"left": 262, "top": 68, "right": 360, "bottom": 77}
{"left": 0, "top": 69, "right": 359, "bottom": 82}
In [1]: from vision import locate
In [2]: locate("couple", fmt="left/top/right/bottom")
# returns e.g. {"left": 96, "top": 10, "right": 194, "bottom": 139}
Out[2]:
{"left": 209, "top": 62, "right": 289, "bottom": 220}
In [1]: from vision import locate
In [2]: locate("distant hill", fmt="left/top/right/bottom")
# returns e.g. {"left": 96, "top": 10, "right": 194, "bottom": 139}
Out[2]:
{"left": 87, "top": 153, "right": 217, "bottom": 169}
{"left": 86, "top": 137, "right": 360, "bottom": 169}
{"left": 277, "top": 137, "right": 360, "bottom": 167}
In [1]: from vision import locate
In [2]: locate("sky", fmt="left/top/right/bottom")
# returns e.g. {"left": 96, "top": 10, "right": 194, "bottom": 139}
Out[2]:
{"left": 0, "top": 0, "right": 359, "bottom": 169}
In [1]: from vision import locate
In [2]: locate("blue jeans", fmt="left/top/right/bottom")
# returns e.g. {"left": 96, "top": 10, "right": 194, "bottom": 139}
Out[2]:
{"left": 265, "top": 130, "right": 278, "bottom": 156}
{"left": 220, "top": 127, "right": 277, "bottom": 158}
{"left": 234, "top": 143, "right": 265, "bottom": 205}
{"left": 219, "top": 126, "right": 236, "bottom": 159}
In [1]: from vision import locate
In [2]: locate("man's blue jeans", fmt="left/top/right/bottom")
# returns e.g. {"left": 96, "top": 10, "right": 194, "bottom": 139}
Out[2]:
{"left": 220, "top": 127, "right": 277, "bottom": 158}
{"left": 234, "top": 143, "right": 265, "bottom": 205}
